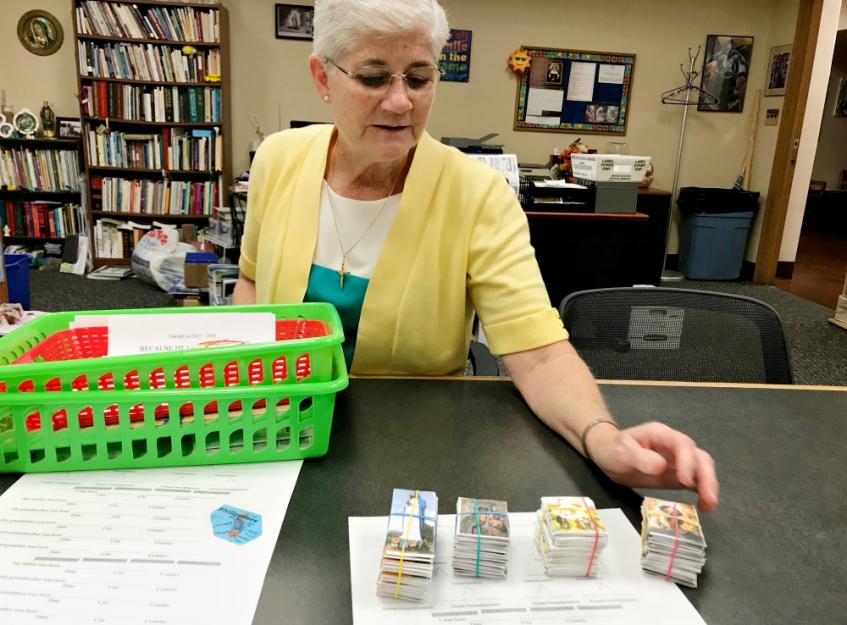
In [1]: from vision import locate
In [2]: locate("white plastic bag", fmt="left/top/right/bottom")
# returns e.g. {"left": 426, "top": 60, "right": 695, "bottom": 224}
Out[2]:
{"left": 131, "top": 228, "right": 194, "bottom": 291}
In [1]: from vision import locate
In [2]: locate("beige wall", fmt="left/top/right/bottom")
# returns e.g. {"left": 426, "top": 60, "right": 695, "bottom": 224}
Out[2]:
{"left": 811, "top": 31, "right": 847, "bottom": 188}
{"left": 746, "top": 0, "right": 800, "bottom": 261}
{"left": 0, "top": 0, "right": 79, "bottom": 118}
{"left": 1, "top": 0, "right": 806, "bottom": 259}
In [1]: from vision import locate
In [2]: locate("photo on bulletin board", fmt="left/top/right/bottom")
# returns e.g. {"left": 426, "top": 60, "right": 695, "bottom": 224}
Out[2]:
{"left": 513, "top": 47, "right": 636, "bottom": 136}
{"left": 765, "top": 44, "right": 792, "bottom": 97}
{"left": 698, "top": 34, "right": 754, "bottom": 112}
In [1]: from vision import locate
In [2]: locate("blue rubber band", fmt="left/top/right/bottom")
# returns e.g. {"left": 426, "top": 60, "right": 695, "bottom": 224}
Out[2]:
{"left": 473, "top": 498, "right": 481, "bottom": 578}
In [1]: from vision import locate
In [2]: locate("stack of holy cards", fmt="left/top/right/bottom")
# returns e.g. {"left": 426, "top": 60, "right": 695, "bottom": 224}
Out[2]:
{"left": 376, "top": 488, "right": 438, "bottom": 602}
{"left": 641, "top": 497, "right": 707, "bottom": 588}
{"left": 535, "top": 496, "right": 608, "bottom": 577}
{"left": 452, "top": 497, "right": 510, "bottom": 579}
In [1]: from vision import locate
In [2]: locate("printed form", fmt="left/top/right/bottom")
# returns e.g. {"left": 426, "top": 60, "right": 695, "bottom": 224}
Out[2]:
{"left": 350, "top": 509, "right": 708, "bottom": 625}
{"left": 0, "top": 461, "right": 301, "bottom": 624}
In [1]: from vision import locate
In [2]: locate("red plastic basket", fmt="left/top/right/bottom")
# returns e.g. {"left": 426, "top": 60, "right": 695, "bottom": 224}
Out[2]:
{"left": 11, "top": 319, "right": 328, "bottom": 433}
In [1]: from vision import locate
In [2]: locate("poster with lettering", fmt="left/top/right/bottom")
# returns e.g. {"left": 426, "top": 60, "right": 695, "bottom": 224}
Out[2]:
{"left": 439, "top": 29, "right": 472, "bottom": 82}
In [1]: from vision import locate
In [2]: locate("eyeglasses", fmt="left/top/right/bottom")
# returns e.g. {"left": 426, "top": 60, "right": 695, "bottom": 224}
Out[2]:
{"left": 325, "top": 57, "right": 444, "bottom": 94}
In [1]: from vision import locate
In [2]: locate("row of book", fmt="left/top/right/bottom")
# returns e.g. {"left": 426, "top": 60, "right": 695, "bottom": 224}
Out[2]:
{"left": 86, "top": 126, "right": 222, "bottom": 172}
{"left": 0, "top": 148, "right": 81, "bottom": 193}
{"left": 92, "top": 176, "right": 220, "bottom": 216}
{"left": 76, "top": 1, "right": 220, "bottom": 43}
{"left": 82, "top": 82, "right": 221, "bottom": 123}
{"left": 94, "top": 218, "right": 147, "bottom": 259}
{"left": 2, "top": 201, "right": 84, "bottom": 240}
{"left": 78, "top": 41, "right": 221, "bottom": 83}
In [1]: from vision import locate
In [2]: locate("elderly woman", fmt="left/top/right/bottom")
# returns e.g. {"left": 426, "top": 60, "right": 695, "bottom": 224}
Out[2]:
{"left": 234, "top": 0, "right": 718, "bottom": 511}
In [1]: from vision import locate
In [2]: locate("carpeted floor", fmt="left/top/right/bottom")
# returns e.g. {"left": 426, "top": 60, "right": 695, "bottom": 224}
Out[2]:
{"left": 24, "top": 267, "right": 847, "bottom": 386}
{"left": 677, "top": 279, "right": 847, "bottom": 386}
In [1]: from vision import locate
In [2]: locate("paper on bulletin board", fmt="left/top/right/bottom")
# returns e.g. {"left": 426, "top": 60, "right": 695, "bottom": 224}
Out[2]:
{"left": 599, "top": 64, "right": 626, "bottom": 84}
{"left": 524, "top": 115, "right": 562, "bottom": 126}
{"left": 526, "top": 87, "right": 564, "bottom": 116}
{"left": 567, "top": 62, "right": 597, "bottom": 101}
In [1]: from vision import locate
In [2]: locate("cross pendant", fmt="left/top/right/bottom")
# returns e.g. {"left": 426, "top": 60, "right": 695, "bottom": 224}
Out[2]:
{"left": 338, "top": 258, "right": 349, "bottom": 289}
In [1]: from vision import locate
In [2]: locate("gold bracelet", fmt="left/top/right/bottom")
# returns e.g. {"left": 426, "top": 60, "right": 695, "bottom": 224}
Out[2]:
{"left": 580, "top": 418, "right": 620, "bottom": 463}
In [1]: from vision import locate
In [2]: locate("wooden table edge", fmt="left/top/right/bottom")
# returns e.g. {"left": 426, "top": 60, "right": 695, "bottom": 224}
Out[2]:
{"left": 349, "top": 375, "right": 847, "bottom": 392}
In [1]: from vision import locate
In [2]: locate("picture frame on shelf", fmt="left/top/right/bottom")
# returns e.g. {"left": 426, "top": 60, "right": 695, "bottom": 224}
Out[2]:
{"left": 57, "top": 117, "right": 82, "bottom": 138}
{"left": 17, "top": 9, "right": 64, "bottom": 57}
{"left": 275, "top": 4, "right": 314, "bottom": 40}
{"left": 698, "top": 34, "right": 754, "bottom": 113}
{"left": 765, "top": 44, "right": 792, "bottom": 97}
{"left": 12, "top": 108, "right": 39, "bottom": 137}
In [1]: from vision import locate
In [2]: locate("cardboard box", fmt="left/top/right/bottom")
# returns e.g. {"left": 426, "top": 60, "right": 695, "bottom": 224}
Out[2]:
{"left": 183, "top": 251, "right": 217, "bottom": 289}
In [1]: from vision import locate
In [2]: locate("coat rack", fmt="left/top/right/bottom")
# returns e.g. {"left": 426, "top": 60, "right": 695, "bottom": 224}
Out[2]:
{"left": 659, "top": 47, "right": 718, "bottom": 281}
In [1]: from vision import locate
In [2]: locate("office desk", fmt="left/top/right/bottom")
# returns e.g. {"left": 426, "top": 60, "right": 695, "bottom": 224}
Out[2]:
{"left": 1, "top": 379, "right": 845, "bottom": 625}
{"left": 527, "top": 189, "right": 671, "bottom": 306}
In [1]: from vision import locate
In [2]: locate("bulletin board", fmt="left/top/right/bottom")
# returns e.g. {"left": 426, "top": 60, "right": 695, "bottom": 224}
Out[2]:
{"left": 513, "top": 46, "right": 636, "bottom": 135}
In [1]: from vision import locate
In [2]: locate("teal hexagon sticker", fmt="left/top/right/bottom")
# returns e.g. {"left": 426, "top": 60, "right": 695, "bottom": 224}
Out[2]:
{"left": 211, "top": 505, "right": 262, "bottom": 545}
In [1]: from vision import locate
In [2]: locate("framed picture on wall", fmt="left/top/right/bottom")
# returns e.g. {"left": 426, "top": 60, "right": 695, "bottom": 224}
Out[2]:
{"left": 765, "top": 44, "right": 792, "bottom": 97}
{"left": 834, "top": 77, "right": 847, "bottom": 117}
{"left": 698, "top": 34, "right": 755, "bottom": 112}
{"left": 275, "top": 4, "right": 314, "bottom": 41}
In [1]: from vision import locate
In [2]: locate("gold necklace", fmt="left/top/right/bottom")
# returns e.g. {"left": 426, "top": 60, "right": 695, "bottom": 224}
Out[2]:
{"left": 325, "top": 156, "right": 405, "bottom": 289}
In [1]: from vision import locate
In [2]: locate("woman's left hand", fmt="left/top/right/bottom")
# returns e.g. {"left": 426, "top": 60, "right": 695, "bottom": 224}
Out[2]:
{"left": 586, "top": 421, "right": 719, "bottom": 512}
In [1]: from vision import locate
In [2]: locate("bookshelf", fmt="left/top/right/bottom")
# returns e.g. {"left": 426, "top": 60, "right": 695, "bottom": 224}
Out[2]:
{"left": 0, "top": 136, "right": 85, "bottom": 246}
{"left": 72, "top": 0, "right": 230, "bottom": 267}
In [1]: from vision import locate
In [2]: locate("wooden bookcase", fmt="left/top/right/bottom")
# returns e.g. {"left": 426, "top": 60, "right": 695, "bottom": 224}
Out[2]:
{"left": 71, "top": 0, "right": 230, "bottom": 267}
{"left": 0, "top": 136, "right": 85, "bottom": 250}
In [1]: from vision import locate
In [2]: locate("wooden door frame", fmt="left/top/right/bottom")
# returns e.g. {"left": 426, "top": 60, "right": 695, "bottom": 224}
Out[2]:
{"left": 754, "top": 0, "right": 825, "bottom": 284}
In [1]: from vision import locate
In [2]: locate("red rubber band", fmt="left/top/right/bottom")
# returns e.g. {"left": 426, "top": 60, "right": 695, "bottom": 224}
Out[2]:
{"left": 581, "top": 496, "right": 600, "bottom": 577}
{"left": 664, "top": 503, "right": 681, "bottom": 582}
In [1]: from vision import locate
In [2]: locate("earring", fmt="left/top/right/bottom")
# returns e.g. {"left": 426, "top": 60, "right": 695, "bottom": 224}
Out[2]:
{"left": 323, "top": 95, "right": 330, "bottom": 102}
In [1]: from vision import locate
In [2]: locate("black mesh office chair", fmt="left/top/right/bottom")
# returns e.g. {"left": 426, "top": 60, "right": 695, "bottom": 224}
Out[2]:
{"left": 559, "top": 287, "right": 793, "bottom": 384}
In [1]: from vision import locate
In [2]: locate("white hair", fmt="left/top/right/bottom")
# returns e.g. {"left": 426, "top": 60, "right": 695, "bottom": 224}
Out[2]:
{"left": 313, "top": 0, "right": 450, "bottom": 63}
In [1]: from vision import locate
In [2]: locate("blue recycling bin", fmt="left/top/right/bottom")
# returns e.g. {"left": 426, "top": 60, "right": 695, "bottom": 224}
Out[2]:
{"left": 679, "top": 212, "right": 756, "bottom": 280}
{"left": 677, "top": 187, "right": 760, "bottom": 281}
{"left": 3, "top": 254, "right": 32, "bottom": 309}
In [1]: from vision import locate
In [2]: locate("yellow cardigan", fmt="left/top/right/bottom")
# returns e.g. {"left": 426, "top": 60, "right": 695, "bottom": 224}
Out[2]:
{"left": 239, "top": 124, "right": 567, "bottom": 375}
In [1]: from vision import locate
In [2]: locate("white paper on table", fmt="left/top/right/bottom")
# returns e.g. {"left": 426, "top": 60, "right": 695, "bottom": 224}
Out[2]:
{"left": 526, "top": 87, "right": 564, "bottom": 117}
{"left": 468, "top": 154, "right": 520, "bottom": 196}
{"left": 599, "top": 64, "right": 626, "bottom": 84}
{"left": 0, "top": 462, "right": 301, "bottom": 625}
{"left": 349, "top": 509, "right": 707, "bottom": 625}
{"left": 68, "top": 312, "right": 275, "bottom": 356}
{"left": 524, "top": 115, "right": 562, "bottom": 127}
{"left": 567, "top": 62, "right": 597, "bottom": 101}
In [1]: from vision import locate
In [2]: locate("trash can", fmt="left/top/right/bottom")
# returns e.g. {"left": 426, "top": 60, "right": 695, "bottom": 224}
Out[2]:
{"left": 677, "top": 187, "right": 760, "bottom": 280}
{"left": 3, "top": 254, "right": 33, "bottom": 310}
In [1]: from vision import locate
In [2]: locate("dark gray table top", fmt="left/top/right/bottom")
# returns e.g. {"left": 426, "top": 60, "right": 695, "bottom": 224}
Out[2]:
{"left": 2, "top": 379, "right": 846, "bottom": 624}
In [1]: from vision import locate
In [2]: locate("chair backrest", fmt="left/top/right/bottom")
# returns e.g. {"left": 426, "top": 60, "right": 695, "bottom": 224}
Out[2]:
{"left": 559, "top": 287, "right": 793, "bottom": 384}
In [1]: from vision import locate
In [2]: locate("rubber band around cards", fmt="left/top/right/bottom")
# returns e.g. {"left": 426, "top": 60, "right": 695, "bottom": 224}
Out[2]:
{"left": 473, "top": 498, "right": 481, "bottom": 578}
{"left": 665, "top": 502, "right": 681, "bottom": 582}
{"left": 393, "top": 489, "right": 419, "bottom": 599}
{"left": 580, "top": 496, "right": 600, "bottom": 577}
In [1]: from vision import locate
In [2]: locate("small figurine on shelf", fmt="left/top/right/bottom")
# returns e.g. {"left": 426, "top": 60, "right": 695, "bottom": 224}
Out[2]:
{"left": 549, "top": 138, "right": 591, "bottom": 183}
{"left": 40, "top": 101, "right": 56, "bottom": 137}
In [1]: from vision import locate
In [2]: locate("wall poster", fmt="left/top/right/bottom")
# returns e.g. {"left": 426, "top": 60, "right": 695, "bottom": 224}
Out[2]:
{"left": 439, "top": 29, "right": 472, "bottom": 83}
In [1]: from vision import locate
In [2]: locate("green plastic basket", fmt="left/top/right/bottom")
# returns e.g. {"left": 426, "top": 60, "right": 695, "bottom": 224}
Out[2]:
{"left": 0, "top": 304, "right": 349, "bottom": 473}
